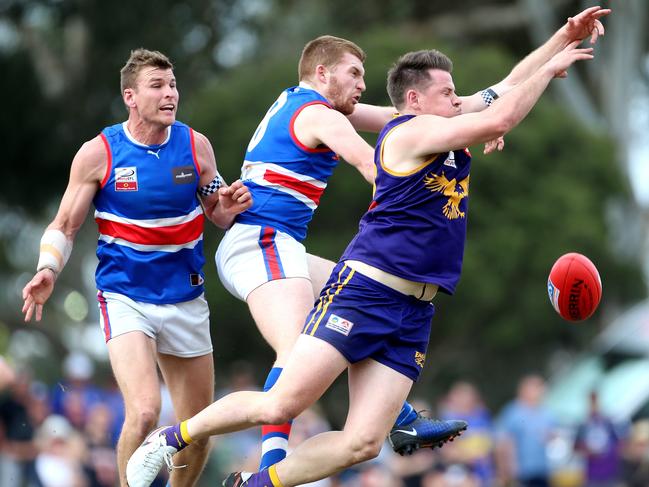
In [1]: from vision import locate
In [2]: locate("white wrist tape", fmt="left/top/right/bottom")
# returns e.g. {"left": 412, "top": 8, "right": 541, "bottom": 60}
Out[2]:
{"left": 37, "top": 229, "right": 73, "bottom": 275}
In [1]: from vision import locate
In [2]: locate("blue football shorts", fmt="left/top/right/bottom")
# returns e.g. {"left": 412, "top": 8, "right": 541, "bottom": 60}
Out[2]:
{"left": 302, "top": 262, "right": 434, "bottom": 381}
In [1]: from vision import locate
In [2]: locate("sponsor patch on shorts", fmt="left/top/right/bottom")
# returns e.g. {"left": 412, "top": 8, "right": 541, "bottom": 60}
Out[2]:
{"left": 325, "top": 314, "right": 354, "bottom": 336}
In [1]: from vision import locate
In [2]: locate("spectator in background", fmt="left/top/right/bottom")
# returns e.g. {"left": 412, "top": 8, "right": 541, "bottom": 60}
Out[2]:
{"left": 621, "top": 419, "right": 649, "bottom": 487}
{"left": 50, "top": 351, "right": 104, "bottom": 431}
{"left": 0, "top": 356, "right": 15, "bottom": 390}
{"left": 573, "top": 390, "right": 624, "bottom": 487}
{"left": 34, "top": 414, "right": 88, "bottom": 487}
{"left": 288, "top": 404, "right": 331, "bottom": 452}
{"left": 439, "top": 381, "right": 495, "bottom": 487}
{"left": 0, "top": 365, "right": 40, "bottom": 487}
{"left": 495, "top": 374, "right": 556, "bottom": 487}
{"left": 420, "top": 464, "right": 480, "bottom": 487}
{"left": 358, "top": 462, "right": 403, "bottom": 487}
{"left": 83, "top": 403, "right": 119, "bottom": 487}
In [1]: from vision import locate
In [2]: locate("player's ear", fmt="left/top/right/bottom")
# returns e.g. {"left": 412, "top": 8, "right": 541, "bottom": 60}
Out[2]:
{"left": 405, "top": 89, "right": 419, "bottom": 109}
{"left": 316, "top": 64, "right": 329, "bottom": 84}
{"left": 123, "top": 88, "right": 136, "bottom": 108}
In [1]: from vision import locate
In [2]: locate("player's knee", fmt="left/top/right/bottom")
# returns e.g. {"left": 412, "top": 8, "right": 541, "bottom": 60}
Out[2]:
{"left": 347, "top": 432, "right": 383, "bottom": 464}
{"left": 125, "top": 406, "right": 159, "bottom": 435}
{"left": 261, "top": 396, "right": 301, "bottom": 425}
{"left": 189, "top": 436, "right": 211, "bottom": 454}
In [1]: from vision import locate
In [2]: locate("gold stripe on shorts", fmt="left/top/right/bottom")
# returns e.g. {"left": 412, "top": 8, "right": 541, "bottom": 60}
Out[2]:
{"left": 303, "top": 264, "right": 348, "bottom": 334}
{"left": 307, "top": 265, "right": 355, "bottom": 336}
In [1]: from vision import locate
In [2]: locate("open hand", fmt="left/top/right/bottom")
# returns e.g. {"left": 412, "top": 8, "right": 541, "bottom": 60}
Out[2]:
{"left": 564, "top": 6, "right": 611, "bottom": 45}
{"left": 546, "top": 40, "right": 594, "bottom": 78}
{"left": 484, "top": 136, "right": 505, "bottom": 155}
{"left": 22, "top": 269, "right": 56, "bottom": 322}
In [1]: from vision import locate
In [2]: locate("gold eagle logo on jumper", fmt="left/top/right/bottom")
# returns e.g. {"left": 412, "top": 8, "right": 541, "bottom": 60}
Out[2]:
{"left": 423, "top": 171, "right": 470, "bottom": 219}
{"left": 414, "top": 351, "right": 426, "bottom": 369}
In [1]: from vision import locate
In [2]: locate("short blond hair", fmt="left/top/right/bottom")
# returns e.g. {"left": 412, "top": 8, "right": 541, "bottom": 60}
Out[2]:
{"left": 298, "top": 35, "right": 365, "bottom": 81}
{"left": 120, "top": 48, "right": 173, "bottom": 93}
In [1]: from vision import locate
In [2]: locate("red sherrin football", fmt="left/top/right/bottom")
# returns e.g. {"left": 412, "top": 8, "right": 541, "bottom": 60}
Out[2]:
{"left": 547, "top": 253, "right": 602, "bottom": 322}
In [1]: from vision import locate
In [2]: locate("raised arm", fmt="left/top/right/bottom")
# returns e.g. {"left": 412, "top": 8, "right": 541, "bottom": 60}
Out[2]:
{"left": 294, "top": 103, "right": 376, "bottom": 184}
{"left": 389, "top": 42, "right": 594, "bottom": 167}
{"left": 22, "top": 137, "right": 106, "bottom": 322}
{"left": 193, "top": 131, "right": 252, "bottom": 230}
{"left": 460, "top": 6, "right": 610, "bottom": 114}
{"left": 346, "top": 103, "right": 395, "bottom": 133}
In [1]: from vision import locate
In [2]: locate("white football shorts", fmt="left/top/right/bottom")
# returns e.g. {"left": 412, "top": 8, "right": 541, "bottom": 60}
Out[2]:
{"left": 216, "top": 222, "right": 310, "bottom": 301}
{"left": 96, "top": 291, "right": 212, "bottom": 357}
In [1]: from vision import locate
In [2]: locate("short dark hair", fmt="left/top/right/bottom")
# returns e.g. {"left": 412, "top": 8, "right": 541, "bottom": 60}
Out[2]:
{"left": 387, "top": 50, "right": 453, "bottom": 110}
{"left": 120, "top": 48, "right": 173, "bottom": 94}
{"left": 299, "top": 35, "right": 366, "bottom": 81}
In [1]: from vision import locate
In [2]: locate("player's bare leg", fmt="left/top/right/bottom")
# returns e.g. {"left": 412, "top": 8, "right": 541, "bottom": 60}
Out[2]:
{"left": 306, "top": 253, "right": 335, "bottom": 297}
{"left": 108, "top": 332, "right": 161, "bottom": 487}
{"left": 268, "top": 360, "right": 411, "bottom": 484}
{"left": 309, "top": 253, "right": 466, "bottom": 456}
{"left": 126, "top": 335, "right": 347, "bottom": 487}
{"left": 223, "top": 357, "right": 412, "bottom": 486}
{"left": 158, "top": 352, "right": 214, "bottom": 487}
{"left": 247, "top": 277, "right": 316, "bottom": 467}
{"left": 247, "top": 277, "right": 315, "bottom": 365}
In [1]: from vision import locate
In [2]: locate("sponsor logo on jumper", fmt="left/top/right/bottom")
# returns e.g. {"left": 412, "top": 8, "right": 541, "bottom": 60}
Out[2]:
{"left": 173, "top": 166, "right": 196, "bottom": 184}
{"left": 115, "top": 167, "right": 138, "bottom": 191}
{"left": 147, "top": 149, "right": 161, "bottom": 159}
{"left": 325, "top": 314, "right": 354, "bottom": 336}
{"left": 190, "top": 274, "right": 204, "bottom": 286}
{"left": 415, "top": 351, "right": 426, "bottom": 368}
{"left": 443, "top": 151, "right": 456, "bottom": 168}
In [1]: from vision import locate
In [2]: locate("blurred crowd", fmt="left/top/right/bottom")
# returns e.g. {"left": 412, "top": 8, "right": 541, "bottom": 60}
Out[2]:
{"left": 2, "top": 353, "right": 648, "bottom": 487}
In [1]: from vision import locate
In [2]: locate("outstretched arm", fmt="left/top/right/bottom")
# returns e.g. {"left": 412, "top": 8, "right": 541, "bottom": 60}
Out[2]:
{"left": 391, "top": 41, "right": 595, "bottom": 164}
{"left": 294, "top": 104, "right": 376, "bottom": 184}
{"left": 460, "top": 6, "right": 610, "bottom": 113}
{"left": 194, "top": 131, "right": 252, "bottom": 229}
{"left": 22, "top": 137, "right": 106, "bottom": 322}
{"left": 346, "top": 103, "right": 395, "bottom": 133}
